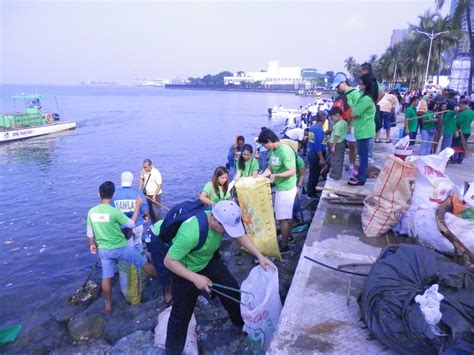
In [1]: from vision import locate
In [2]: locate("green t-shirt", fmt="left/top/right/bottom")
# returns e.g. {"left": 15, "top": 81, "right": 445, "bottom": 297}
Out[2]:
{"left": 236, "top": 157, "right": 259, "bottom": 177}
{"left": 421, "top": 110, "right": 436, "bottom": 130}
{"left": 296, "top": 155, "right": 305, "bottom": 182}
{"left": 202, "top": 181, "right": 231, "bottom": 204}
{"left": 330, "top": 119, "right": 348, "bottom": 143}
{"left": 443, "top": 111, "right": 457, "bottom": 135}
{"left": 351, "top": 94, "right": 376, "bottom": 140}
{"left": 87, "top": 204, "right": 129, "bottom": 250}
{"left": 345, "top": 86, "right": 361, "bottom": 107}
{"left": 269, "top": 143, "right": 297, "bottom": 191}
{"left": 405, "top": 106, "right": 418, "bottom": 133}
{"left": 457, "top": 109, "right": 474, "bottom": 134}
{"left": 164, "top": 213, "right": 223, "bottom": 272}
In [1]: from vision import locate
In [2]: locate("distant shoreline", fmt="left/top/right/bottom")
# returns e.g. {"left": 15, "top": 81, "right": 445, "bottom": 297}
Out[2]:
{"left": 164, "top": 84, "right": 297, "bottom": 94}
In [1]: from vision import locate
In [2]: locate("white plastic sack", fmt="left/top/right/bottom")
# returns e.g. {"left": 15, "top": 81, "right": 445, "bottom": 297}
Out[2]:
{"left": 414, "top": 284, "right": 444, "bottom": 332}
{"left": 154, "top": 306, "right": 198, "bottom": 355}
{"left": 407, "top": 210, "right": 474, "bottom": 254}
{"left": 398, "top": 148, "right": 456, "bottom": 234}
{"left": 241, "top": 266, "right": 281, "bottom": 352}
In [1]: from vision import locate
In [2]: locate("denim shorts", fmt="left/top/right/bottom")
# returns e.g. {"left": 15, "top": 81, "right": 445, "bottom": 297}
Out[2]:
{"left": 381, "top": 111, "right": 392, "bottom": 130}
{"left": 99, "top": 246, "right": 147, "bottom": 279}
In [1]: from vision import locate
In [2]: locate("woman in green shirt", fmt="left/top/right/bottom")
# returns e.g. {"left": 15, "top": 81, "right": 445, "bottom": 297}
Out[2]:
{"left": 419, "top": 101, "right": 437, "bottom": 155}
{"left": 234, "top": 144, "right": 259, "bottom": 179}
{"left": 441, "top": 101, "right": 456, "bottom": 151}
{"left": 348, "top": 73, "right": 376, "bottom": 186}
{"left": 199, "top": 166, "right": 232, "bottom": 206}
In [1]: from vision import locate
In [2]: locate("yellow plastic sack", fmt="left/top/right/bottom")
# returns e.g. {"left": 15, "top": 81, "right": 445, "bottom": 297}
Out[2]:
{"left": 235, "top": 177, "right": 281, "bottom": 260}
{"left": 118, "top": 260, "right": 147, "bottom": 305}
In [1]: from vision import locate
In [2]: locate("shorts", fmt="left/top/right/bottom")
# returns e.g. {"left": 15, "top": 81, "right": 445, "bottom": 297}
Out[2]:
{"left": 381, "top": 111, "right": 392, "bottom": 129}
{"left": 99, "top": 246, "right": 147, "bottom": 279}
{"left": 274, "top": 186, "right": 297, "bottom": 220}
{"left": 128, "top": 225, "right": 144, "bottom": 252}
{"left": 346, "top": 127, "right": 356, "bottom": 142}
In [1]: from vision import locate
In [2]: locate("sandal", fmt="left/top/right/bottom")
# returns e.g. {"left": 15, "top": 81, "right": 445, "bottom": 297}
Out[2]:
{"left": 348, "top": 178, "right": 365, "bottom": 186}
{"left": 386, "top": 139, "right": 392, "bottom": 143}
{"left": 375, "top": 139, "right": 382, "bottom": 143}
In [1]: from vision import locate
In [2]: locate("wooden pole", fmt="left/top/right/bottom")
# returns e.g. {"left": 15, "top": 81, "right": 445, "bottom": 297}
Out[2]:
{"left": 145, "top": 195, "right": 171, "bottom": 211}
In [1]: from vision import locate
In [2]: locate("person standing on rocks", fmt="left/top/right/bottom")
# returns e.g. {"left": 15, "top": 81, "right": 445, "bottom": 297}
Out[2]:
{"left": 87, "top": 181, "right": 158, "bottom": 313}
{"left": 138, "top": 159, "right": 163, "bottom": 224}
{"left": 257, "top": 128, "right": 297, "bottom": 254}
{"left": 163, "top": 200, "right": 274, "bottom": 355}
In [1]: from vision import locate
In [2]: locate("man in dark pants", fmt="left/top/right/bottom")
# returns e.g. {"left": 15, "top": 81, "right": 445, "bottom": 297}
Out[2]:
{"left": 306, "top": 113, "right": 327, "bottom": 197}
{"left": 164, "top": 200, "right": 274, "bottom": 354}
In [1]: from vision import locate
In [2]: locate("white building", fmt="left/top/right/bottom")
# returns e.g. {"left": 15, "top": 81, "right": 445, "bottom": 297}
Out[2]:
{"left": 224, "top": 61, "right": 301, "bottom": 87}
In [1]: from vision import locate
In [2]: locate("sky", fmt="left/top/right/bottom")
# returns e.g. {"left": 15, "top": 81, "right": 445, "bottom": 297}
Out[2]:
{"left": 1, "top": 0, "right": 448, "bottom": 85}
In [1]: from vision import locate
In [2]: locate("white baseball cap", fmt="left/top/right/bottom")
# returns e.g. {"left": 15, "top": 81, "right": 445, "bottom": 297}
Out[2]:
{"left": 212, "top": 200, "right": 245, "bottom": 238}
{"left": 121, "top": 171, "right": 133, "bottom": 187}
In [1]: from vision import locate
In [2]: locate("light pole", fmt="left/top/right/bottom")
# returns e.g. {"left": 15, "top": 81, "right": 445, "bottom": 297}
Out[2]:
{"left": 416, "top": 30, "right": 448, "bottom": 90}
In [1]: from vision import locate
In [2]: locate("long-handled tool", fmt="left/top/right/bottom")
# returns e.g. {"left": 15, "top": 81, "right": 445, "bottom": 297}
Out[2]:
{"left": 212, "top": 282, "right": 254, "bottom": 296}
{"left": 145, "top": 195, "right": 171, "bottom": 211}
{"left": 209, "top": 287, "right": 249, "bottom": 308}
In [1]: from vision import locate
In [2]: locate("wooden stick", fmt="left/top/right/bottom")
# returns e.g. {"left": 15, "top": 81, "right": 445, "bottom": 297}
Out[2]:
{"left": 316, "top": 186, "right": 368, "bottom": 198}
{"left": 392, "top": 138, "right": 437, "bottom": 144}
{"left": 458, "top": 130, "right": 471, "bottom": 155}
{"left": 394, "top": 118, "right": 439, "bottom": 124}
{"left": 145, "top": 195, "right": 171, "bottom": 211}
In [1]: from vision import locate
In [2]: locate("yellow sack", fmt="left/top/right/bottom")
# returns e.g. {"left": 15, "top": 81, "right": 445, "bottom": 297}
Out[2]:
{"left": 118, "top": 260, "right": 147, "bottom": 305}
{"left": 235, "top": 177, "right": 282, "bottom": 260}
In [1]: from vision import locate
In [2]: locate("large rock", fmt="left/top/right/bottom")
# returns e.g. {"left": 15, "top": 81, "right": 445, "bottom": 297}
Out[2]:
{"left": 68, "top": 299, "right": 108, "bottom": 342}
{"left": 50, "top": 340, "right": 112, "bottom": 355}
{"left": 106, "top": 330, "right": 160, "bottom": 354}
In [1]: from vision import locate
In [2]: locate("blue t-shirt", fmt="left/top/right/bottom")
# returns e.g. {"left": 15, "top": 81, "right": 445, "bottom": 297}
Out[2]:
{"left": 111, "top": 187, "right": 147, "bottom": 226}
{"left": 307, "top": 124, "right": 326, "bottom": 153}
{"left": 227, "top": 145, "right": 243, "bottom": 167}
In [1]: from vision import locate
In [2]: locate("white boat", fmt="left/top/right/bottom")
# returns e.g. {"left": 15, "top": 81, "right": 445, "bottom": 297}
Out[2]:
{"left": 269, "top": 106, "right": 301, "bottom": 119}
{"left": 0, "top": 94, "right": 77, "bottom": 143}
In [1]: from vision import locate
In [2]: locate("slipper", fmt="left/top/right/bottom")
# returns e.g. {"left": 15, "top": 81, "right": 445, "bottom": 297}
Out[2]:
{"left": 348, "top": 178, "right": 365, "bottom": 186}
{"left": 375, "top": 140, "right": 382, "bottom": 143}
{"left": 386, "top": 139, "right": 392, "bottom": 143}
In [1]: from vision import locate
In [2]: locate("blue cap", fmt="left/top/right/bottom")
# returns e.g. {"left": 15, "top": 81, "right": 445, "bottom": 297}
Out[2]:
{"left": 332, "top": 73, "right": 348, "bottom": 89}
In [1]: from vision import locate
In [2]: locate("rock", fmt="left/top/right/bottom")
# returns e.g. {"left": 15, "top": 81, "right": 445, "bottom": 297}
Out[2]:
{"left": 106, "top": 330, "right": 160, "bottom": 354}
{"left": 68, "top": 299, "right": 108, "bottom": 342}
{"left": 102, "top": 297, "right": 162, "bottom": 344}
{"left": 51, "top": 297, "right": 81, "bottom": 324}
{"left": 50, "top": 340, "right": 112, "bottom": 355}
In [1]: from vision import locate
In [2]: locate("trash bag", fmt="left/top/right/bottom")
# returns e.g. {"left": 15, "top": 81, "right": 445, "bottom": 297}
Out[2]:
{"left": 361, "top": 155, "right": 416, "bottom": 237}
{"left": 360, "top": 244, "right": 474, "bottom": 354}
{"left": 235, "top": 177, "right": 281, "bottom": 259}
{"left": 154, "top": 307, "right": 198, "bottom": 354}
{"left": 118, "top": 260, "right": 147, "bottom": 305}
{"left": 399, "top": 148, "right": 456, "bottom": 234}
{"left": 240, "top": 266, "right": 282, "bottom": 353}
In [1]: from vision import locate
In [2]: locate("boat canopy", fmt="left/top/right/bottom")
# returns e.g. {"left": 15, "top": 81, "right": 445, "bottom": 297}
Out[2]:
{"left": 11, "top": 94, "right": 55, "bottom": 100}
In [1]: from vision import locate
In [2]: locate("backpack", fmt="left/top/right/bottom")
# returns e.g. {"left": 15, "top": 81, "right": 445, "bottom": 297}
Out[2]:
{"left": 332, "top": 89, "right": 356, "bottom": 121}
{"left": 147, "top": 200, "right": 209, "bottom": 251}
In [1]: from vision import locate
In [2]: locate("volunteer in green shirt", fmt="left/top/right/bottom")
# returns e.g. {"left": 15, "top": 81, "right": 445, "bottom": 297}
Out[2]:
{"left": 292, "top": 154, "right": 306, "bottom": 225}
{"left": 452, "top": 99, "right": 473, "bottom": 164}
{"left": 441, "top": 101, "right": 457, "bottom": 151}
{"left": 404, "top": 96, "right": 420, "bottom": 146}
{"left": 258, "top": 128, "right": 296, "bottom": 254}
{"left": 328, "top": 107, "right": 348, "bottom": 180}
{"left": 87, "top": 181, "right": 157, "bottom": 313}
{"left": 234, "top": 144, "right": 259, "bottom": 179}
{"left": 199, "top": 166, "right": 232, "bottom": 206}
{"left": 348, "top": 73, "right": 376, "bottom": 186}
{"left": 163, "top": 200, "right": 274, "bottom": 354}
{"left": 419, "top": 101, "right": 437, "bottom": 156}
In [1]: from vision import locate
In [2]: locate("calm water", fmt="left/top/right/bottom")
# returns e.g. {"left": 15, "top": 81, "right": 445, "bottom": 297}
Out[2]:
{"left": 0, "top": 85, "right": 308, "bottom": 328}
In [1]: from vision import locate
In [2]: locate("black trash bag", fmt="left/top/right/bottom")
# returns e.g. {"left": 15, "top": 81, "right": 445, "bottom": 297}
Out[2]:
{"left": 360, "top": 244, "right": 474, "bottom": 355}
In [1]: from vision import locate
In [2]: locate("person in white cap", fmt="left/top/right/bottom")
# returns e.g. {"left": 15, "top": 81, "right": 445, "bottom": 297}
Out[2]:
{"left": 110, "top": 171, "right": 148, "bottom": 251}
{"left": 163, "top": 200, "right": 274, "bottom": 355}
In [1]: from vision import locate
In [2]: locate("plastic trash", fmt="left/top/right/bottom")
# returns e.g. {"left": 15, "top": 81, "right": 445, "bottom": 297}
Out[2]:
{"left": 414, "top": 284, "right": 444, "bottom": 333}
{"left": 240, "top": 266, "right": 281, "bottom": 352}
{"left": 0, "top": 324, "right": 21, "bottom": 345}
{"left": 291, "top": 223, "right": 310, "bottom": 234}
{"left": 154, "top": 307, "right": 198, "bottom": 354}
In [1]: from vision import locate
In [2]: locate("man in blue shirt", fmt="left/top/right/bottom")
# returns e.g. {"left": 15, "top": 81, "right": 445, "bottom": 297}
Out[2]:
{"left": 306, "top": 112, "right": 327, "bottom": 197}
{"left": 111, "top": 171, "right": 148, "bottom": 252}
{"left": 226, "top": 135, "right": 245, "bottom": 179}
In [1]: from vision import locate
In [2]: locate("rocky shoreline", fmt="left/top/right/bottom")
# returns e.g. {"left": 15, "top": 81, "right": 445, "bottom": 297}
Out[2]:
{"left": 2, "top": 199, "right": 317, "bottom": 354}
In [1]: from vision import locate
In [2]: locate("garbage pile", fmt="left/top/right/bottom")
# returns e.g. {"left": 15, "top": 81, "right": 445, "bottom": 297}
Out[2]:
{"left": 360, "top": 244, "right": 474, "bottom": 354}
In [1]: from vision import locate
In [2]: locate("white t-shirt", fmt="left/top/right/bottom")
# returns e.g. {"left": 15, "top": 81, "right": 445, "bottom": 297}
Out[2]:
{"left": 140, "top": 167, "right": 163, "bottom": 196}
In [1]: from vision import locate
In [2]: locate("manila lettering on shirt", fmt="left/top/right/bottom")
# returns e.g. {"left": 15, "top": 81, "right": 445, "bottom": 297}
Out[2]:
{"left": 113, "top": 199, "right": 136, "bottom": 213}
{"left": 90, "top": 213, "right": 111, "bottom": 223}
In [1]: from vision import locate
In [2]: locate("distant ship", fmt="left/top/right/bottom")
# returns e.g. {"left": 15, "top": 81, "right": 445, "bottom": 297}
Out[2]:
{"left": 81, "top": 80, "right": 118, "bottom": 86}
{"left": 138, "top": 78, "right": 170, "bottom": 87}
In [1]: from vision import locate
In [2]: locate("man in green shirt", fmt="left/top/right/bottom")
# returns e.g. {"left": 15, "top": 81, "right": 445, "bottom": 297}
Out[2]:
{"left": 404, "top": 97, "right": 420, "bottom": 146}
{"left": 87, "top": 181, "right": 157, "bottom": 313}
{"left": 163, "top": 200, "right": 274, "bottom": 354}
{"left": 441, "top": 101, "right": 457, "bottom": 151}
{"left": 419, "top": 101, "right": 437, "bottom": 156}
{"left": 328, "top": 107, "right": 348, "bottom": 180}
{"left": 258, "top": 128, "right": 297, "bottom": 254}
{"left": 452, "top": 99, "right": 473, "bottom": 164}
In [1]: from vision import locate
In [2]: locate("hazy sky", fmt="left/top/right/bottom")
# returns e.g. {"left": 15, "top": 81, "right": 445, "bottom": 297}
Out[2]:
{"left": 1, "top": 0, "right": 446, "bottom": 85}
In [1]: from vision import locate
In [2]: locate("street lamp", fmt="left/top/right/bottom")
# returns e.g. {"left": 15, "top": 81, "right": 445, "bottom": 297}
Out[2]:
{"left": 416, "top": 30, "right": 448, "bottom": 90}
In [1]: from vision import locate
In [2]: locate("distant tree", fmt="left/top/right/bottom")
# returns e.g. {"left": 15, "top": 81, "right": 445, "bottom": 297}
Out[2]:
{"left": 344, "top": 56, "right": 360, "bottom": 83}
{"left": 325, "top": 71, "right": 335, "bottom": 84}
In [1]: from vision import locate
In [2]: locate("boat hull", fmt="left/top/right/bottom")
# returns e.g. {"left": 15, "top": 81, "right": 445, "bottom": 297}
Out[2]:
{"left": 0, "top": 122, "right": 77, "bottom": 143}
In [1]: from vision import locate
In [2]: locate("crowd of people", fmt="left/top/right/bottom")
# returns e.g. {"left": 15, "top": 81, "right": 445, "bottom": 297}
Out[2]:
{"left": 84, "top": 65, "right": 473, "bottom": 353}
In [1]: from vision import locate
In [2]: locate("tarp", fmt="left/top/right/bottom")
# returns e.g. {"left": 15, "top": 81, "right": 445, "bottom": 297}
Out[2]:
{"left": 235, "top": 177, "right": 281, "bottom": 260}
{"left": 360, "top": 245, "right": 474, "bottom": 354}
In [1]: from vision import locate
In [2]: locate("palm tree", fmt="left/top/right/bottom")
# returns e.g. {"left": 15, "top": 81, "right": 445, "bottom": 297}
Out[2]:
{"left": 344, "top": 56, "right": 357, "bottom": 81}
{"left": 436, "top": 0, "right": 473, "bottom": 93}
{"left": 432, "top": 15, "right": 462, "bottom": 84}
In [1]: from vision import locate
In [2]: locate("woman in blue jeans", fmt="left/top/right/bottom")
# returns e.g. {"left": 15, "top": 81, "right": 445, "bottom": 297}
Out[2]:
{"left": 348, "top": 73, "right": 376, "bottom": 186}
